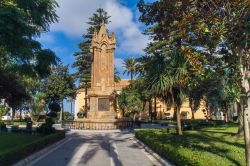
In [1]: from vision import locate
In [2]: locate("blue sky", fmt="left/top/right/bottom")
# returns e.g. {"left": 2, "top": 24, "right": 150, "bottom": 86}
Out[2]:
{"left": 39, "top": 0, "right": 153, "bottom": 79}
{"left": 38, "top": 0, "right": 154, "bottom": 112}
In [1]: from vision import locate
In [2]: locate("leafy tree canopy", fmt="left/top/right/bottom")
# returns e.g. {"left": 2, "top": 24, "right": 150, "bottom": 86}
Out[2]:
{"left": 43, "top": 65, "right": 76, "bottom": 103}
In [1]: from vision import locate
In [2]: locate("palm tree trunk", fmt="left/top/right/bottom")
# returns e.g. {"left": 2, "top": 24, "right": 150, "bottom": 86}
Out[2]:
{"left": 149, "top": 99, "right": 152, "bottom": 123}
{"left": 70, "top": 100, "right": 73, "bottom": 118}
{"left": 191, "top": 110, "right": 195, "bottom": 120}
{"left": 131, "top": 73, "right": 133, "bottom": 81}
{"left": 154, "top": 96, "right": 157, "bottom": 120}
{"left": 176, "top": 105, "right": 183, "bottom": 135}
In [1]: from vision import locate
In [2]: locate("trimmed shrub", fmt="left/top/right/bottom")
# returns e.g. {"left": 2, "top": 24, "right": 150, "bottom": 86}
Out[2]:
{"left": 37, "top": 117, "right": 55, "bottom": 135}
{"left": 0, "top": 131, "right": 65, "bottom": 166}
{"left": 135, "top": 127, "right": 245, "bottom": 166}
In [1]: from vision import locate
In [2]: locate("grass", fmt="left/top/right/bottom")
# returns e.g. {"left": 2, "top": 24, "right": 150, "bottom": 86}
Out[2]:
{"left": 0, "top": 132, "right": 40, "bottom": 154}
{"left": 0, "top": 131, "right": 65, "bottom": 166}
{"left": 135, "top": 125, "right": 245, "bottom": 166}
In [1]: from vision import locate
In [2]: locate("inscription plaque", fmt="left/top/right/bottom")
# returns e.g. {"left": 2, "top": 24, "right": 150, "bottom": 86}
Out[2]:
{"left": 98, "top": 98, "right": 110, "bottom": 111}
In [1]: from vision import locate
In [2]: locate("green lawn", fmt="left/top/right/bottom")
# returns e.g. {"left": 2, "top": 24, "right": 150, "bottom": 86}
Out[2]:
{"left": 0, "top": 131, "right": 65, "bottom": 166}
{"left": 135, "top": 125, "right": 245, "bottom": 166}
{"left": 0, "top": 132, "right": 40, "bottom": 154}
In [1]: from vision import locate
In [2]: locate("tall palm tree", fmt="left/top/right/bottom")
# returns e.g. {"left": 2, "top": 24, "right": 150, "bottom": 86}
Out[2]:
{"left": 123, "top": 58, "right": 137, "bottom": 81}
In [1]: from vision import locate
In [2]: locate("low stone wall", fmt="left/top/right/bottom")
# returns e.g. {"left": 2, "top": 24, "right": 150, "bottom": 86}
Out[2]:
{"left": 62, "top": 119, "right": 132, "bottom": 130}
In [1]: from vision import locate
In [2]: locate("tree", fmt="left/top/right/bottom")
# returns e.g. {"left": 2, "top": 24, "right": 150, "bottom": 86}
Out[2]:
{"left": 114, "top": 67, "right": 121, "bottom": 83}
{"left": 0, "top": 0, "right": 59, "bottom": 78}
{"left": 0, "top": 105, "right": 8, "bottom": 119}
{"left": 0, "top": 0, "right": 59, "bottom": 111}
{"left": 30, "top": 92, "right": 46, "bottom": 121}
{"left": 73, "top": 8, "right": 111, "bottom": 111}
{"left": 123, "top": 58, "right": 137, "bottom": 81}
{"left": 118, "top": 86, "right": 144, "bottom": 121}
{"left": 138, "top": 0, "right": 250, "bottom": 162}
{"left": 130, "top": 77, "right": 154, "bottom": 121}
{"left": 43, "top": 66, "right": 75, "bottom": 120}
{"left": 67, "top": 97, "right": 75, "bottom": 119}
{"left": 143, "top": 51, "right": 189, "bottom": 135}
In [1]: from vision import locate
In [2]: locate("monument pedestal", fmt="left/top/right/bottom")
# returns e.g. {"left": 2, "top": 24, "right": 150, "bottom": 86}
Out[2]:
{"left": 87, "top": 89, "right": 116, "bottom": 120}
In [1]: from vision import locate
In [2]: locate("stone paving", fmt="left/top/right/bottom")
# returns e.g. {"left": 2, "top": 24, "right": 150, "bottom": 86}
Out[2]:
{"left": 29, "top": 130, "right": 162, "bottom": 166}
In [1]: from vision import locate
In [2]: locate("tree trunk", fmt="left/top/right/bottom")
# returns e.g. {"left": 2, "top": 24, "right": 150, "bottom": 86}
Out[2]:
{"left": 84, "top": 85, "right": 88, "bottom": 111}
{"left": 19, "top": 109, "right": 22, "bottom": 122}
{"left": 224, "top": 112, "right": 228, "bottom": 123}
{"left": 238, "top": 101, "right": 244, "bottom": 136}
{"left": 122, "top": 109, "right": 125, "bottom": 117}
{"left": 149, "top": 99, "right": 152, "bottom": 123}
{"left": 139, "top": 111, "right": 142, "bottom": 121}
{"left": 176, "top": 105, "right": 183, "bottom": 135}
{"left": 154, "top": 96, "right": 157, "bottom": 120}
{"left": 70, "top": 101, "right": 73, "bottom": 119}
{"left": 244, "top": 97, "right": 250, "bottom": 166}
{"left": 191, "top": 111, "right": 195, "bottom": 120}
{"left": 60, "top": 102, "right": 64, "bottom": 121}
{"left": 12, "top": 108, "right": 15, "bottom": 120}
{"left": 189, "top": 99, "right": 195, "bottom": 120}
{"left": 207, "top": 108, "right": 210, "bottom": 121}
{"left": 133, "top": 113, "right": 136, "bottom": 122}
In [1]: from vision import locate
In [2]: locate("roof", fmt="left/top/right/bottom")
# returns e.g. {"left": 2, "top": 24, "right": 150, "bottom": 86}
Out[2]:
{"left": 115, "top": 79, "right": 130, "bottom": 91}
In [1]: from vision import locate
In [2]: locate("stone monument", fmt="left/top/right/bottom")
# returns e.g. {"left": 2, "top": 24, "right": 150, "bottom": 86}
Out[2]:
{"left": 87, "top": 23, "right": 116, "bottom": 120}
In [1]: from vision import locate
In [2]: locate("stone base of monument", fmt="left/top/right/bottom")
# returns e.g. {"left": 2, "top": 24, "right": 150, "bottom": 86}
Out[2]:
{"left": 62, "top": 118, "right": 132, "bottom": 130}
{"left": 87, "top": 111, "right": 115, "bottom": 120}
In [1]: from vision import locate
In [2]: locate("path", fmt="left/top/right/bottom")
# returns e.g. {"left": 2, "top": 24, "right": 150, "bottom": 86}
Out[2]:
{"left": 29, "top": 130, "right": 162, "bottom": 166}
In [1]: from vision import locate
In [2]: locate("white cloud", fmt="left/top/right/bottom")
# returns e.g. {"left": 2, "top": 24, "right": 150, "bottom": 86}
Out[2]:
{"left": 51, "top": 0, "right": 149, "bottom": 55}
{"left": 105, "top": 1, "right": 149, "bottom": 55}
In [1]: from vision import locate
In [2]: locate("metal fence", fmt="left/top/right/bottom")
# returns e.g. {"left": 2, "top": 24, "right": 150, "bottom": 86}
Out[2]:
{"left": 62, "top": 120, "right": 133, "bottom": 130}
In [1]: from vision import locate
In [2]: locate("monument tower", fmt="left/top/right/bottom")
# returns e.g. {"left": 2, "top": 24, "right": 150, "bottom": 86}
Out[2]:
{"left": 87, "top": 23, "right": 116, "bottom": 120}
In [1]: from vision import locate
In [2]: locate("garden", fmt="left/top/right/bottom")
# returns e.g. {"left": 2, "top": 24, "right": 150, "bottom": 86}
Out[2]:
{"left": 135, "top": 124, "right": 245, "bottom": 166}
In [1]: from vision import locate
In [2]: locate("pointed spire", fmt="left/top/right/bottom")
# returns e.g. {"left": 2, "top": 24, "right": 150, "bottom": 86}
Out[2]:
{"left": 90, "top": 23, "right": 116, "bottom": 49}
{"left": 98, "top": 23, "right": 107, "bottom": 39}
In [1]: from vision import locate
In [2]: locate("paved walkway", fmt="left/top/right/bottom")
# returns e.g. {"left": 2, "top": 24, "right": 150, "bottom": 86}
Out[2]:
{"left": 29, "top": 130, "right": 162, "bottom": 166}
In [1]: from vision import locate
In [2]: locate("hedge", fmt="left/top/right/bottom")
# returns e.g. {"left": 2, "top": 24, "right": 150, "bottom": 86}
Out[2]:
{"left": 0, "top": 131, "right": 65, "bottom": 166}
{"left": 135, "top": 126, "right": 245, "bottom": 166}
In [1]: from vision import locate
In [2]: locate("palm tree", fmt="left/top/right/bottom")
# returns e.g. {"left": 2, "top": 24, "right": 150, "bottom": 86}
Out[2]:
{"left": 123, "top": 58, "right": 137, "bottom": 81}
{"left": 67, "top": 97, "right": 75, "bottom": 119}
{"left": 143, "top": 50, "right": 188, "bottom": 135}
{"left": 114, "top": 67, "right": 121, "bottom": 83}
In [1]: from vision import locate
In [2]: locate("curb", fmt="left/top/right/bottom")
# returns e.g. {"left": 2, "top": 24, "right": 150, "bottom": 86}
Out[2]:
{"left": 133, "top": 137, "right": 174, "bottom": 166}
{"left": 12, "top": 137, "right": 71, "bottom": 166}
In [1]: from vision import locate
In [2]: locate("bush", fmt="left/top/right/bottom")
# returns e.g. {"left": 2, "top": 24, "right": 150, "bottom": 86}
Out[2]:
{"left": 0, "top": 120, "right": 26, "bottom": 126}
{"left": 37, "top": 118, "right": 55, "bottom": 135}
{"left": 0, "top": 122, "right": 6, "bottom": 132}
{"left": 0, "top": 131, "right": 65, "bottom": 166}
{"left": 135, "top": 126, "right": 245, "bottom": 166}
{"left": 48, "top": 102, "right": 61, "bottom": 112}
{"left": 182, "top": 120, "right": 226, "bottom": 130}
{"left": 77, "top": 111, "right": 87, "bottom": 118}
